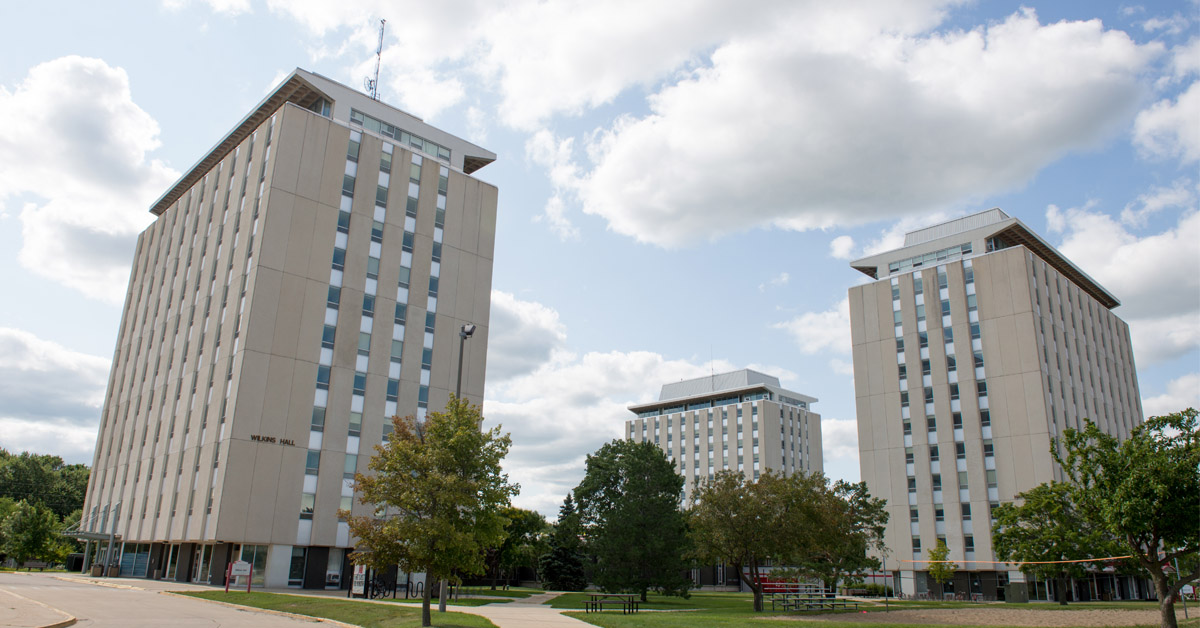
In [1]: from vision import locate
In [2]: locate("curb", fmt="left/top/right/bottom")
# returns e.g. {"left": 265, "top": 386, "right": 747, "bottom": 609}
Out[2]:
{"left": 0, "top": 586, "right": 77, "bottom": 628}
{"left": 161, "top": 591, "right": 358, "bottom": 628}
{"left": 50, "top": 575, "right": 143, "bottom": 590}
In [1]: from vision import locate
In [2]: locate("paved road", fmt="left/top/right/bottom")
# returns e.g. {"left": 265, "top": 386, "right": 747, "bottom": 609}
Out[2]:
{"left": 0, "top": 572, "right": 325, "bottom": 628}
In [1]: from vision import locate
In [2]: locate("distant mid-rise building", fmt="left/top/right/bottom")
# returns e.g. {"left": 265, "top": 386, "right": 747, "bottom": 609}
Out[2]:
{"left": 848, "top": 208, "right": 1143, "bottom": 600}
{"left": 79, "top": 68, "right": 498, "bottom": 589}
{"left": 627, "top": 369, "right": 823, "bottom": 503}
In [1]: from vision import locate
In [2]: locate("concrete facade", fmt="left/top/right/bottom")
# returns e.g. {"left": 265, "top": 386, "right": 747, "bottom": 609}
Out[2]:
{"left": 848, "top": 209, "right": 1142, "bottom": 599}
{"left": 627, "top": 369, "right": 823, "bottom": 503}
{"left": 80, "top": 69, "right": 498, "bottom": 589}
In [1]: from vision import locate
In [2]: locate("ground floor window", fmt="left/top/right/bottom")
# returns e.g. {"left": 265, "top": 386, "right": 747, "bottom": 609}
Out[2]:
{"left": 288, "top": 547, "right": 307, "bottom": 587}
{"left": 118, "top": 543, "right": 151, "bottom": 578}
{"left": 326, "top": 548, "right": 344, "bottom": 588}
{"left": 237, "top": 544, "right": 269, "bottom": 587}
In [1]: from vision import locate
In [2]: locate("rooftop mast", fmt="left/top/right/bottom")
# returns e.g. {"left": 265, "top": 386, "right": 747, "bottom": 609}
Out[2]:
{"left": 364, "top": 19, "right": 386, "bottom": 100}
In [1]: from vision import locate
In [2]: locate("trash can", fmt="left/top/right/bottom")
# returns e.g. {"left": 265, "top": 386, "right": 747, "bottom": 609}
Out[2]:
{"left": 105, "top": 566, "right": 120, "bottom": 577}
{"left": 91, "top": 565, "right": 104, "bottom": 577}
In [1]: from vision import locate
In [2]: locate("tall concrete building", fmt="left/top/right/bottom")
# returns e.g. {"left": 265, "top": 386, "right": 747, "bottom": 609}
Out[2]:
{"left": 78, "top": 69, "right": 498, "bottom": 589}
{"left": 848, "top": 209, "right": 1142, "bottom": 599}
{"left": 627, "top": 369, "right": 823, "bottom": 503}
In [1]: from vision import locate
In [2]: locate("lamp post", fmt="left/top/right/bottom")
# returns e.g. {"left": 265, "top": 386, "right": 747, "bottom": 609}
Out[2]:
{"left": 437, "top": 322, "right": 475, "bottom": 614}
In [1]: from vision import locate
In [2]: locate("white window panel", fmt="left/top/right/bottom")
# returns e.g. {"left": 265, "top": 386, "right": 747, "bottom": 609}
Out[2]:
{"left": 405, "top": 216, "right": 416, "bottom": 232}
{"left": 340, "top": 195, "right": 353, "bottom": 212}
{"left": 297, "top": 520, "right": 312, "bottom": 546}
{"left": 356, "top": 354, "right": 369, "bottom": 371}
{"left": 408, "top": 182, "right": 419, "bottom": 197}
{"left": 430, "top": 261, "right": 440, "bottom": 278}
{"left": 303, "top": 474, "right": 319, "bottom": 493}
{"left": 434, "top": 227, "right": 443, "bottom": 243}
{"left": 347, "top": 436, "right": 360, "bottom": 455}
{"left": 336, "top": 522, "right": 350, "bottom": 547}
{"left": 319, "top": 348, "right": 333, "bottom": 366}
{"left": 345, "top": 161, "right": 357, "bottom": 177}
{"left": 389, "top": 361, "right": 401, "bottom": 378}
{"left": 401, "top": 251, "right": 412, "bottom": 267}
{"left": 350, "top": 130, "right": 362, "bottom": 142}
{"left": 360, "top": 317, "right": 373, "bottom": 333}
{"left": 335, "top": 232, "right": 348, "bottom": 248}
{"left": 341, "top": 479, "right": 354, "bottom": 497}
{"left": 308, "top": 431, "right": 323, "bottom": 449}
{"left": 314, "top": 389, "right": 328, "bottom": 407}
{"left": 385, "top": 400, "right": 397, "bottom": 416}
{"left": 382, "top": 142, "right": 393, "bottom": 155}
{"left": 411, "top": 153, "right": 422, "bottom": 165}
{"left": 436, "top": 194, "right": 446, "bottom": 210}
{"left": 378, "top": 172, "right": 390, "bottom": 187}
{"left": 439, "top": 165, "right": 448, "bottom": 176}
{"left": 424, "top": 331, "right": 434, "bottom": 348}
{"left": 915, "top": 293, "right": 925, "bottom": 306}
{"left": 351, "top": 394, "right": 364, "bottom": 413}
{"left": 428, "top": 296, "right": 437, "bottom": 313}
{"left": 329, "top": 269, "right": 343, "bottom": 287}
{"left": 374, "top": 205, "right": 386, "bottom": 222}
{"left": 397, "top": 286, "right": 409, "bottom": 303}
{"left": 420, "top": 369, "right": 430, "bottom": 386}
{"left": 369, "top": 241, "right": 382, "bottom": 258}
{"left": 325, "top": 308, "right": 338, "bottom": 326}
{"left": 365, "top": 278, "right": 377, "bottom": 295}
{"left": 392, "top": 324, "right": 404, "bottom": 340}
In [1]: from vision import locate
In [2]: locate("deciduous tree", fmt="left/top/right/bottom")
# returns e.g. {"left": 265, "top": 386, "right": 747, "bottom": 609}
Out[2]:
{"left": 345, "top": 397, "right": 517, "bottom": 628}
{"left": 574, "top": 440, "right": 691, "bottom": 601}
{"left": 926, "top": 539, "right": 956, "bottom": 593}
{"left": 992, "top": 481, "right": 1116, "bottom": 605}
{"left": 1, "top": 501, "right": 59, "bottom": 568}
{"left": 689, "top": 470, "right": 825, "bottom": 612}
{"left": 801, "top": 480, "right": 889, "bottom": 593}
{"left": 1055, "top": 409, "right": 1200, "bottom": 628}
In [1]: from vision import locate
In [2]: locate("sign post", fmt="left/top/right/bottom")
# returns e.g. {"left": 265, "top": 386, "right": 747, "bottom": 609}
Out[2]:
{"left": 226, "top": 560, "right": 253, "bottom": 593}
{"left": 351, "top": 564, "right": 367, "bottom": 598}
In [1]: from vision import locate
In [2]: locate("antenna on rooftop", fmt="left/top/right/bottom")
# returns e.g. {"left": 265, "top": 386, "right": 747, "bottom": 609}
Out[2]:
{"left": 364, "top": 19, "right": 386, "bottom": 100}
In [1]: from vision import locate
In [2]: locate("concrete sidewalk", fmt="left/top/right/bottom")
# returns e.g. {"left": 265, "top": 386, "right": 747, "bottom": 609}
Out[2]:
{"left": 41, "top": 574, "right": 593, "bottom": 628}
{"left": 0, "top": 582, "right": 75, "bottom": 628}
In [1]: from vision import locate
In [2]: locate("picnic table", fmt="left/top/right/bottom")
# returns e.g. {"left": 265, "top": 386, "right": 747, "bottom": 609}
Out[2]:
{"left": 584, "top": 593, "right": 640, "bottom": 614}
{"left": 770, "top": 593, "right": 860, "bottom": 612}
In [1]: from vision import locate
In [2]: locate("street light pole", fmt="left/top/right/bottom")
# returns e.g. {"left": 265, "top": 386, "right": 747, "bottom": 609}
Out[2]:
{"left": 438, "top": 323, "right": 475, "bottom": 614}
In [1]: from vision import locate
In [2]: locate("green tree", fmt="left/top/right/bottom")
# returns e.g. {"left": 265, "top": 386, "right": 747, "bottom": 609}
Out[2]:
{"left": 992, "top": 481, "right": 1115, "bottom": 605}
{"left": 926, "top": 539, "right": 956, "bottom": 593}
{"left": 1055, "top": 410, "right": 1200, "bottom": 628}
{"left": 801, "top": 480, "right": 889, "bottom": 594}
{"left": 0, "top": 497, "right": 18, "bottom": 563}
{"left": 0, "top": 449, "right": 90, "bottom": 519}
{"left": 1, "top": 501, "right": 59, "bottom": 568}
{"left": 689, "top": 470, "right": 825, "bottom": 612}
{"left": 345, "top": 397, "right": 518, "bottom": 628}
{"left": 574, "top": 439, "right": 691, "bottom": 601}
{"left": 537, "top": 495, "right": 587, "bottom": 591}
{"left": 495, "top": 507, "right": 547, "bottom": 588}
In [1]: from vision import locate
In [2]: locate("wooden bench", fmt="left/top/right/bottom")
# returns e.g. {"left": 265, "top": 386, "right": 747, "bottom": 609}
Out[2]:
{"left": 771, "top": 593, "right": 860, "bottom": 612}
{"left": 585, "top": 593, "right": 639, "bottom": 614}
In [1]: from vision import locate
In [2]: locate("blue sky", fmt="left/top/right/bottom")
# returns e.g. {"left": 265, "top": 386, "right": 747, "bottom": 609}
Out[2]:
{"left": 0, "top": 0, "right": 1196, "bottom": 518}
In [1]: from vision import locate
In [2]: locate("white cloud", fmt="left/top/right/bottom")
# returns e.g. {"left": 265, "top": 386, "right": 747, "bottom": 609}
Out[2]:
{"left": 0, "top": 328, "right": 110, "bottom": 462}
{"left": 0, "top": 57, "right": 178, "bottom": 303}
{"left": 1046, "top": 203, "right": 1200, "bottom": 364}
{"left": 1142, "top": 373, "right": 1200, "bottom": 417}
{"left": 774, "top": 297, "right": 851, "bottom": 355}
{"left": 485, "top": 290, "right": 568, "bottom": 383}
{"left": 1170, "top": 38, "right": 1200, "bottom": 79}
{"left": 821, "top": 418, "right": 860, "bottom": 467}
{"left": 830, "top": 236, "right": 856, "bottom": 260}
{"left": 565, "top": 9, "right": 1157, "bottom": 247}
{"left": 525, "top": 130, "right": 581, "bottom": 239}
{"left": 1134, "top": 80, "right": 1200, "bottom": 163}
{"left": 163, "top": 0, "right": 251, "bottom": 14}
{"left": 1140, "top": 14, "right": 1190, "bottom": 36}
{"left": 759, "top": 272, "right": 790, "bottom": 292}
{"left": 1120, "top": 178, "right": 1194, "bottom": 226}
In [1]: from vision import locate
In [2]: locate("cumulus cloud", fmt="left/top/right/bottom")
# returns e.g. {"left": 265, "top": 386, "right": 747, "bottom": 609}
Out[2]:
{"left": 0, "top": 57, "right": 178, "bottom": 303}
{"left": 525, "top": 130, "right": 581, "bottom": 239}
{"left": 830, "top": 236, "right": 856, "bottom": 260}
{"left": 1142, "top": 373, "right": 1200, "bottom": 417}
{"left": 485, "top": 290, "right": 568, "bottom": 383}
{"left": 774, "top": 297, "right": 851, "bottom": 356}
{"left": 0, "top": 328, "right": 110, "bottom": 462}
{"left": 1120, "top": 178, "right": 1195, "bottom": 226}
{"left": 564, "top": 9, "right": 1157, "bottom": 247}
{"left": 1134, "top": 80, "right": 1200, "bottom": 163}
{"left": 821, "top": 418, "right": 860, "bottom": 467}
{"left": 1046, "top": 203, "right": 1200, "bottom": 364}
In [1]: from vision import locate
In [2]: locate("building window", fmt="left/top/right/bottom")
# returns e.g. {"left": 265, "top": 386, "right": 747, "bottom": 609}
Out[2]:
{"left": 300, "top": 493, "right": 315, "bottom": 519}
{"left": 961, "top": 504, "right": 972, "bottom": 520}
{"left": 955, "top": 442, "right": 966, "bottom": 460}
{"left": 305, "top": 450, "right": 320, "bottom": 474}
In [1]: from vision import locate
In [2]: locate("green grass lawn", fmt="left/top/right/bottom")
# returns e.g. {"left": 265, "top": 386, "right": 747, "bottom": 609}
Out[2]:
{"left": 456, "top": 586, "right": 539, "bottom": 598}
{"left": 552, "top": 591, "right": 1200, "bottom": 628}
{"left": 181, "top": 591, "right": 499, "bottom": 627}
{"left": 376, "top": 596, "right": 513, "bottom": 607}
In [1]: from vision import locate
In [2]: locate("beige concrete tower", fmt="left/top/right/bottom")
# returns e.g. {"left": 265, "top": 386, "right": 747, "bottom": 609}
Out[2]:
{"left": 627, "top": 369, "right": 823, "bottom": 505}
{"left": 848, "top": 209, "right": 1142, "bottom": 599}
{"left": 79, "top": 69, "right": 498, "bottom": 589}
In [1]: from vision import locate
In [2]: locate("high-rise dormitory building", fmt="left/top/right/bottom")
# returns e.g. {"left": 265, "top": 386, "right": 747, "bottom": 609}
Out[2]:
{"left": 848, "top": 208, "right": 1143, "bottom": 601}
{"left": 78, "top": 69, "right": 498, "bottom": 589}
{"left": 627, "top": 369, "right": 823, "bottom": 504}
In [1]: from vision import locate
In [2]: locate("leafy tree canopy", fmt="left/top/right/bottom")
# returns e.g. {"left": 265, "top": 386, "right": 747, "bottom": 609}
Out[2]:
{"left": 927, "top": 539, "right": 956, "bottom": 587}
{"left": 0, "top": 449, "right": 90, "bottom": 519}
{"left": 574, "top": 439, "right": 692, "bottom": 601}
{"left": 538, "top": 495, "right": 587, "bottom": 591}
{"left": 345, "top": 397, "right": 517, "bottom": 627}
{"left": 1054, "top": 409, "right": 1199, "bottom": 628}
{"left": 1, "top": 500, "right": 60, "bottom": 567}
